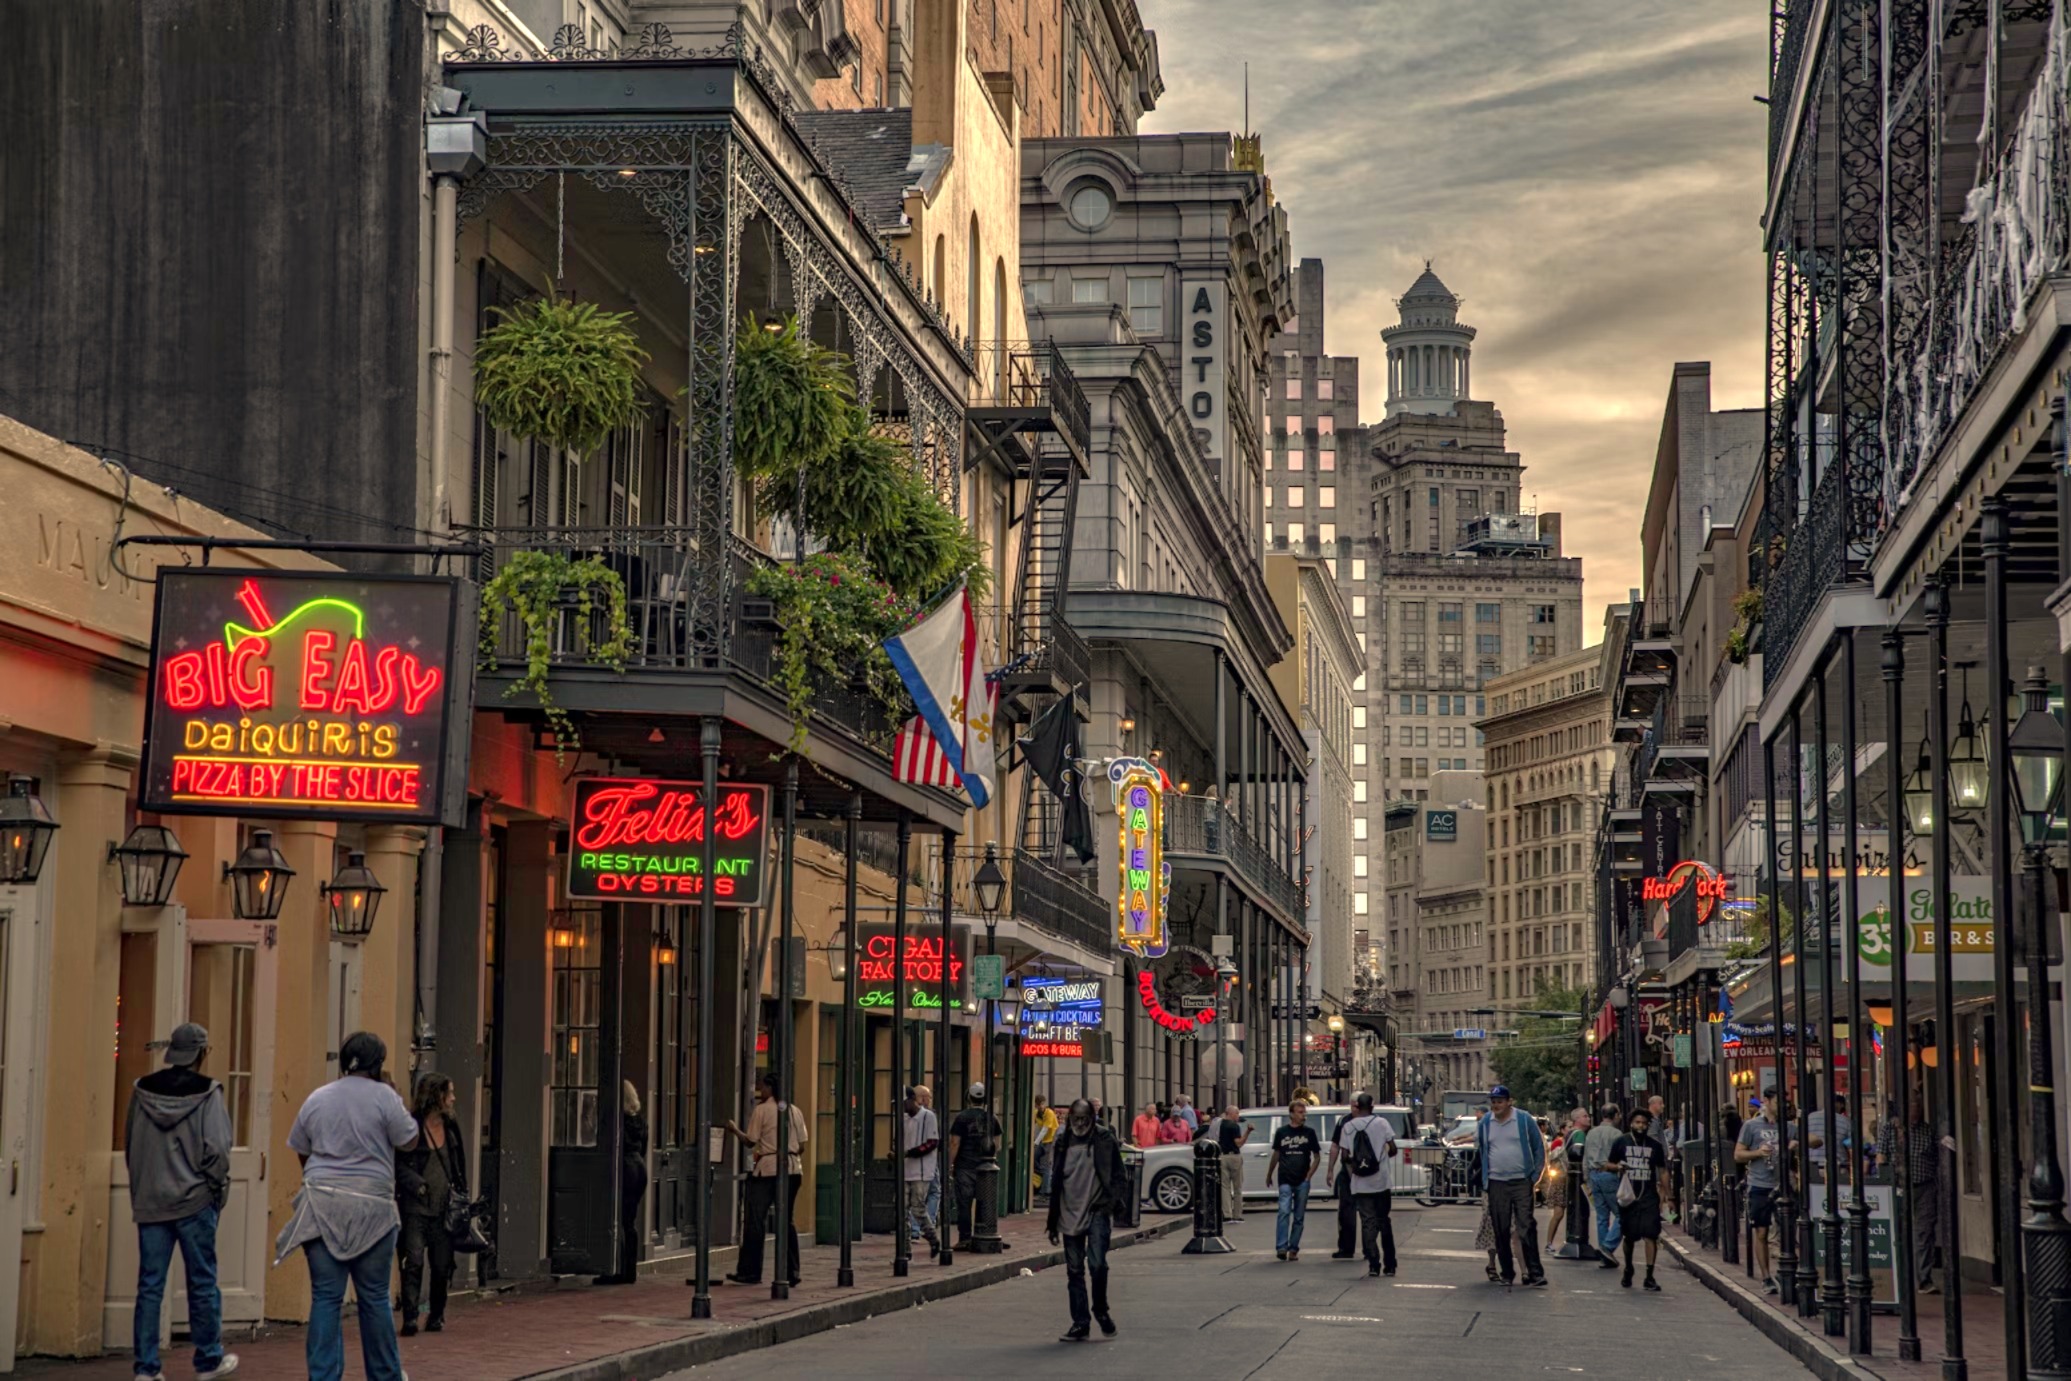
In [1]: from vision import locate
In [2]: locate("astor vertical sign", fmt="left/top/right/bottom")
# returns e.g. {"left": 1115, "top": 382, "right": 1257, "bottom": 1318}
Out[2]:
{"left": 1181, "top": 278, "right": 1228, "bottom": 468}
{"left": 565, "top": 777, "right": 770, "bottom": 905}
{"left": 140, "top": 570, "right": 468, "bottom": 824}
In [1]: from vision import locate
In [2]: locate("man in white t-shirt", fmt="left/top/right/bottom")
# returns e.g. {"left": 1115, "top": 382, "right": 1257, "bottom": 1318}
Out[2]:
{"left": 902, "top": 1085, "right": 941, "bottom": 1254}
{"left": 1327, "top": 1092, "right": 1399, "bottom": 1277}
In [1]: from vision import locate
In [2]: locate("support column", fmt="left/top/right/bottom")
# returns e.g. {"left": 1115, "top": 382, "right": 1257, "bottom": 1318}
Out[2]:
{"left": 27, "top": 748, "right": 134, "bottom": 1354}
{"left": 1814, "top": 667, "right": 1846, "bottom": 1337}
{"left": 496, "top": 820, "right": 552, "bottom": 1283}
{"left": 270, "top": 816, "right": 342, "bottom": 1319}
{"left": 435, "top": 801, "right": 488, "bottom": 1248}
{"left": 1840, "top": 638, "right": 1873, "bottom": 1354}
{"left": 1926, "top": 579, "right": 1969, "bottom": 1377}
{"left": 361, "top": 824, "right": 426, "bottom": 1077}
{"left": 1881, "top": 633, "right": 1923, "bottom": 1362}
{"left": 1789, "top": 705, "right": 1819, "bottom": 1317}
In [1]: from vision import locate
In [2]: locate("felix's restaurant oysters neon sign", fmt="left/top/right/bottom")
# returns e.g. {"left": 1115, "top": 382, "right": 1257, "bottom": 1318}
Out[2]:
{"left": 566, "top": 778, "right": 770, "bottom": 905}
{"left": 141, "top": 572, "right": 463, "bottom": 823}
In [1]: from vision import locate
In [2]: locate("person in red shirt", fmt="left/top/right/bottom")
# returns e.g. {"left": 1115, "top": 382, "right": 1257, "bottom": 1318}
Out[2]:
{"left": 1129, "top": 1102, "right": 1162, "bottom": 1148}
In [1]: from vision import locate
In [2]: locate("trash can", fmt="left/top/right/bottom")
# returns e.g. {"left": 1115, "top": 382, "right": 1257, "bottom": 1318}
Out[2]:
{"left": 1116, "top": 1147, "right": 1144, "bottom": 1229}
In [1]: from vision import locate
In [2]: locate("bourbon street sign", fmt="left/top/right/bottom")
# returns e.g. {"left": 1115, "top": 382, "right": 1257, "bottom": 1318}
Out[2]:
{"left": 141, "top": 570, "right": 469, "bottom": 824}
{"left": 565, "top": 777, "right": 771, "bottom": 905}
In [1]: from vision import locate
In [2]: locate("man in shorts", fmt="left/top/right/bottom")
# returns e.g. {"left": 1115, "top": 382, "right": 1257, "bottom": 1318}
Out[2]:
{"left": 1734, "top": 1091, "right": 1784, "bottom": 1293}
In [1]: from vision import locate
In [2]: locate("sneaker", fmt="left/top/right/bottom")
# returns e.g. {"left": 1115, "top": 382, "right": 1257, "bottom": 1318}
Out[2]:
{"left": 1643, "top": 1273, "right": 1662, "bottom": 1292}
{"left": 134, "top": 1372, "right": 166, "bottom": 1381}
{"left": 1523, "top": 1274, "right": 1548, "bottom": 1288}
{"left": 401, "top": 1321, "right": 419, "bottom": 1337}
{"left": 1764, "top": 1276, "right": 1780, "bottom": 1295}
{"left": 426, "top": 1317, "right": 444, "bottom": 1333}
{"left": 1288, "top": 1250, "right": 1299, "bottom": 1262}
{"left": 1330, "top": 1250, "right": 1355, "bottom": 1260}
{"left": 1368, "top": 1266, "right": 1381, "bottom": 1278}
{"left": 1096, "top": 1312, "right": 1117, "bottom": 1337}
{"left": 197, "top": 1361, "right": 240, "bottom": 1380}
{"left": 1276, "top": 1250, "right": 1287, "bottom": 1261}
{"left": 1060, "top": 1324, "right": 1090, "bottom": 1342}
{"left": 1384, "top": 1266, "right": 1396, "bottom": 1277}
{"left": 1599, "top": 1251, "right": 1620, "bottom": 1268}
{"left": 1921, "top": 1277, "right": 1941, "bottom": 1295}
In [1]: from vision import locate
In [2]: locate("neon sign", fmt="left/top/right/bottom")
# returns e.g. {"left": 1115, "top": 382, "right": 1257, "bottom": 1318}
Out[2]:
{"left": 565, "top": 778, "right": 771, "bottom": 905}
{"left": 1641, "top": 859, "right": 1728, "bottom": 924}
{"left": 1137, "top": 970, "right": 1214, "bottom": 1033}
{"left": 852, "top": 923, "right": 970, "bottom": 1011}
{"left": 1020, "top": 975, "right": 1103, "bottom": 1056}
{"left": 140, "top": 571, "right": 465, "bottom": 823}
{"left": 1110, "top": 757, "right": 1169, "bottom": 956}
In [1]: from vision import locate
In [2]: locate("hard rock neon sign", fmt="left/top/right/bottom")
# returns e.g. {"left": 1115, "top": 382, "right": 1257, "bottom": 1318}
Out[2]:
{"left": 1641, "top": 859, "right": 1729, "bottom": 924}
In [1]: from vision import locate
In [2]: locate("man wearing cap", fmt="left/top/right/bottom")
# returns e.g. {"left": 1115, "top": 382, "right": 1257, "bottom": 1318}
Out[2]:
{"left": 1475, "top": 1084, "right": 1548, "bottom": 1287}
{"left": 948, "top": 1082, "right": 1003, "bottom": 1251}
{"left": 126, "top": 1022, "right": 238, "bottom": 1379}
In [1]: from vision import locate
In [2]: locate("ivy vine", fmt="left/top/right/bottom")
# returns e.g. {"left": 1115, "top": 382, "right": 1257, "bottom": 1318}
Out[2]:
{"left": 480, "top": 549, "right": 636, "bottom": 756}
{"left": 743, "top": 553, "right": 915, "bottom": 754}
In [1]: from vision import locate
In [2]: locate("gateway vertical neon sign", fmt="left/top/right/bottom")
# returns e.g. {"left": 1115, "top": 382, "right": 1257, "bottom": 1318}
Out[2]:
{"left": 1110, "top": 756, "right": 1169, "bottom": 956}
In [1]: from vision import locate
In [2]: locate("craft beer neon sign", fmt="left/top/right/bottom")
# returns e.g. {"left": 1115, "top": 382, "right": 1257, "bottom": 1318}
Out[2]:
{"left": 141, "top": 571, "right": 463, "bottom": 822}
{"left": 566, "top": 778, "right": 770, "bottom": 905}
{"left": 1111, "top": 757, "right": 1169, "bottom": 955}
{"left": 1020, "top": 975, "right": 1103, "bottom": 1056}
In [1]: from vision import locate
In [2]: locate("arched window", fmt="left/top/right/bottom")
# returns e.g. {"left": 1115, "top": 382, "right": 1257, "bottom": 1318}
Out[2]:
{"left": 993, "top": 258, "right": 1008, "bottom": 398}
{"left": 932, "top": 234, "right": 946, "bottom": 305}
{"left": 967, "top": 216, "right": 981, "bottom": 344}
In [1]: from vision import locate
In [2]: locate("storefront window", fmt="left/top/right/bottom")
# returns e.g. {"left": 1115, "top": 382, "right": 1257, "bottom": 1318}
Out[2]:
{"left": 550, "top": 907, "right": 602, "bottom": 1148}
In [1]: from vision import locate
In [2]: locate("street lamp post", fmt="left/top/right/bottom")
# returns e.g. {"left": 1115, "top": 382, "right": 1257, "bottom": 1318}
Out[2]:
{"left": 972, "top": 845, "right": 1007, "bottom": 1255}
{"left": 1216, "top": 957, "right": 1238, "bottom": 1117}
{"left": 2009, "top": 664, "right": 2071, "bottom": 1379}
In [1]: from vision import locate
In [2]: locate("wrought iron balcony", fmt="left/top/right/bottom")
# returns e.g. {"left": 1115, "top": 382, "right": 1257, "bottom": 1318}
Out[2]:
{"left": 473, "top": 525, "right": 903, "bottom": 751}
{"left": 1760, "top": 458, "right": 1850, "bottom": 685}
{"left": 1162, "top": 794, "right": 1305, "bottom": 928}
{"left": 920, "top": 844, "right": 1111, "bottom": 958}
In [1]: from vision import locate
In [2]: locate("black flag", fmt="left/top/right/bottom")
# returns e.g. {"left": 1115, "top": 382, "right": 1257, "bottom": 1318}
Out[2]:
{"left": 1022, "top": 693, "right": 1096, "bottom": 864}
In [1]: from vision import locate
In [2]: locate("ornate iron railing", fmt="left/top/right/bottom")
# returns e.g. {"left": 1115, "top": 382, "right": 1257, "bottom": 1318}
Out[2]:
{"left": 474, "top": 525, "right": 904, "bottom": 750}
{"left": 914, "top": 844, "right": 1112, "bottom": 957}
{"left": 1761, "top": 457, "right": 1850, "bottom": 685}
{"left": 1769, "top": 0, "right": 1817, "bottom": 172}
{"left": 1163, "top": 795, "right": 1304, "bottom": 923}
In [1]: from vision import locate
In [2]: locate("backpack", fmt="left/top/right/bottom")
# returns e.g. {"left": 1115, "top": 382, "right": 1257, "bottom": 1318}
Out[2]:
{"left": 1348, "top": 1118, "right": 1383, "bottom": 1177}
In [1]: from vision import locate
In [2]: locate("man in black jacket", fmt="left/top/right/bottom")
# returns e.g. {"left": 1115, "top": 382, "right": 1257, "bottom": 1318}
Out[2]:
{"left": 1045, "top": 1098, "right": 1126, "bottom": 1341}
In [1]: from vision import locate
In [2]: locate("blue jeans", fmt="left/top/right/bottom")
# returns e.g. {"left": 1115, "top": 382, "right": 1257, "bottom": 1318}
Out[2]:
{"left": 134, "top": 1205, "right": 223, "bottom": 1377}
{"left": 305, "top": 1229, "right": 404, "bottom": 1381}
{"left": 1275, "top": 1179, "right": 1312, "bottom": 1252}
{"left": 1589, "top": 1171, "right": 1624, "bottom": 1253}
{"left": 1062, "top": 1211, "right": 1112, "bottom": 1328}
{"left": 909, "top": 1180, "right": 940, "bottom": 1240}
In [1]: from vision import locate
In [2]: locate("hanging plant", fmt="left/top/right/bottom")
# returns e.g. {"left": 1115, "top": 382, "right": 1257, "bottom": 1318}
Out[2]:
{"left": 743, "top": 552, "right": 914, "bottom": 753}
{"left": 480, "top": 549, "right": 636, "bottom": 757}
{"left": 758, "top": 409, "right": 991, "bottom": 601}
{"left": 732, "top": 314, "right": 856, "bottom": 482}
{"left": 474, "top": 290, "right": 650, "bottom": 455}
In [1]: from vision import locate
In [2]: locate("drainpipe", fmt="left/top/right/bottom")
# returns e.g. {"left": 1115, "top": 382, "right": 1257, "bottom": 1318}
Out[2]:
{"left": 425, "top": 96, "right": 488, "bottom": 535}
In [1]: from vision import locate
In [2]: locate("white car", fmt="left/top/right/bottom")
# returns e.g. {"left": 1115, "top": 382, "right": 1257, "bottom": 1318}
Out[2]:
{"left": 1138, "top": 1103, "right": 1426, "bottom": 1212}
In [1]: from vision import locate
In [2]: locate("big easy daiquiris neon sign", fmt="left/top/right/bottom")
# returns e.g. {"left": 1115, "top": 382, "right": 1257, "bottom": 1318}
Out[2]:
{"left": 140, "top": 571, "right": 467, "bottom": 824}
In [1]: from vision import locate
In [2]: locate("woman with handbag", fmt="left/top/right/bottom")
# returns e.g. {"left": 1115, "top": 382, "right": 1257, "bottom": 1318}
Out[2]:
{"left": 396, "top": 1072, "right": 468, "bottom": 1335}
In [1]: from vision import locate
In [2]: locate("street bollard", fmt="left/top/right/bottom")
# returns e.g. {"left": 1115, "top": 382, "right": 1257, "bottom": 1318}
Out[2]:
{"left": 972, "top": 1149, "right": 1005, "bottom": 1254}
{"left": 1180, "top": 1138, "right": 1233, "bottom": 1255}
{"left": 1552, "top": 1163, "right": 1589, "bottom": 1259}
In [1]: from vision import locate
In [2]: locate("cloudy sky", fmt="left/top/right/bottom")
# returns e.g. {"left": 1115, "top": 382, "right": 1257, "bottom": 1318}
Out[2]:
{"left": 1143, "top": 0, "right": 1772, "bottom": 631}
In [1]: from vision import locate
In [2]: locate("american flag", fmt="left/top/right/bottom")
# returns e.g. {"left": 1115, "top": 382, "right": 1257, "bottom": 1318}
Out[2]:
{"left": 893, "top": 681, "right": 997, "bottom": 795}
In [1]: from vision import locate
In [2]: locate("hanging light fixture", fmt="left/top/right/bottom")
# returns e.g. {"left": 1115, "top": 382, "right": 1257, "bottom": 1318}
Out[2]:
{"left": 1867, "top": 1000, "right": 1894, "bottom": 1028}
{"left": 1948, "top": 663, "right": 1989, "bottom": 811}
{"left": 224, "top": 829, "right": 294, "bottom": 921}
{"left": 1902, "top": 712, "right": 1937, "bottom": 838}
{"left": 0, "top": 775, "right": 59, "bottom": 886}
{"left": 655, "top": 937, "right": 679, "bottom": 966}
{"left": 109, "top": 824, "right": 188, "bottom": 907}
{"left": 823, "top": 925, "right": 850, "bottom": 981}
{"left": 321, "top": 850, "right": 386, "bottom": 943}
{"left": 2005, "top": 665, "right": 2065, "bottom": 847}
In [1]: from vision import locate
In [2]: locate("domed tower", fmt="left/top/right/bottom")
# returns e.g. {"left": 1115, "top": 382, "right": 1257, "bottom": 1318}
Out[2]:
{"left": 1382, "top": 264, "right": 1477, "bottom": 417}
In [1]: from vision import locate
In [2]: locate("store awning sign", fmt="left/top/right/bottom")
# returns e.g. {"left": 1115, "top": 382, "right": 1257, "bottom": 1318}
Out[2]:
{"left": 1856, "top": 876, "right": 1995, "bottom": 983}
{"left": 565, "top": 778, "right": 770, "bottom": 905}
{"left": 141, "top": 570, "right": 468, "bottom": 824}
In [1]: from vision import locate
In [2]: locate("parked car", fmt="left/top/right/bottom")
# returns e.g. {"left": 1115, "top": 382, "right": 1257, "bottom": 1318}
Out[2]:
{"left": 1139, "top": 1103, "right": 1426, "bottom": 1212}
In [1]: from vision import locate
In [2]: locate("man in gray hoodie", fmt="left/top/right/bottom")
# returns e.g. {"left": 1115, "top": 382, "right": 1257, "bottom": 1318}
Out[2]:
{"left": 126, "top": 1022, "right": 237, "bottom": 1380}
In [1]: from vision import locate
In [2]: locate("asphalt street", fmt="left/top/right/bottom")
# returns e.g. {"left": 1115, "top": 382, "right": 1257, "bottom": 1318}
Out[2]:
{"left": 672, "top": 1201, "right": 1815, "bottom": 1379}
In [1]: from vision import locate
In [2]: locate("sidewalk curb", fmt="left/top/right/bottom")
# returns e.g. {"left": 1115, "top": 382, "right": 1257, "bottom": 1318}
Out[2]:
{"left": 1665, "top": 1239, "right": 1886, "bottom": 1381}
{"left": 529, "top": 1217, "right": 1189, "bottom": 1381}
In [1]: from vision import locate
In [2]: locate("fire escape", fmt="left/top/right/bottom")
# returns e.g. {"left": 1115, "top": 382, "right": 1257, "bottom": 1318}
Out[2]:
{"left": 966, "top": 343, "right": 1093, "bottom": 861}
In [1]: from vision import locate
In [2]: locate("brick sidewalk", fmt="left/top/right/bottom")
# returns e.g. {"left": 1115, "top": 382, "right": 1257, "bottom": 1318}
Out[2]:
{"left": 1666, "top": 1227, "right": 2009, "bottom": 1381}
{"left": 18, "top": 1210, "right": 1182, "bottom": 1381}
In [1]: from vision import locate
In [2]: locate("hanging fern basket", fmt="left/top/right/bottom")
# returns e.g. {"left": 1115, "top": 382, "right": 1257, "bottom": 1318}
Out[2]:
{"left": 474, "top": 292, "right": 652, "bottom": 455}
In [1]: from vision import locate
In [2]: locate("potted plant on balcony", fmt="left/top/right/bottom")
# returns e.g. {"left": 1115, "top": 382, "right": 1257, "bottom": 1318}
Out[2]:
{"left": 1725, "top": 584, "right": 1763, "bottom": 665}
{"left": 472, "top": 289, "right": 649, "bottom": 756}
{"left": 733, "top": 314, "right": 855, "bottom": 486}
{"left": 742, "top": 552, "right": 915, "bottom": 753}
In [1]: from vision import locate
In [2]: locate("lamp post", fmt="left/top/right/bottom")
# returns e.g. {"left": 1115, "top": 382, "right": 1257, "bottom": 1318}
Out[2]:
{"left": 2008, "top": 664, "right": 2071, "bottom": 1379}
{"left": 1215, "top": 957, "right": 1238, "bottom": 1117}
{"left": 972, "top": 844, "right": 1007, "bottom": 1254}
